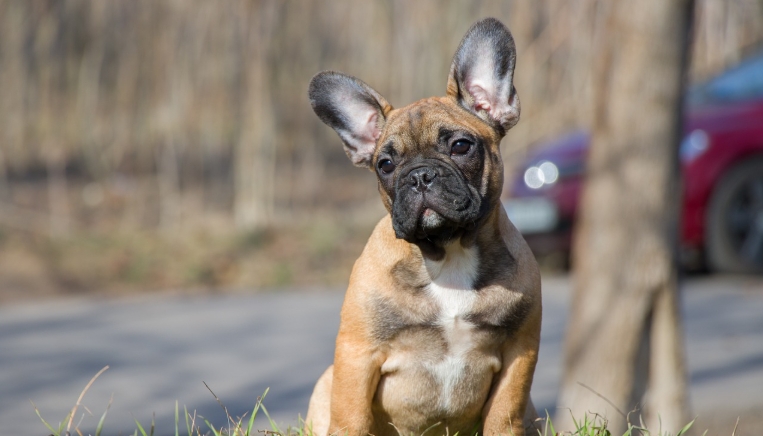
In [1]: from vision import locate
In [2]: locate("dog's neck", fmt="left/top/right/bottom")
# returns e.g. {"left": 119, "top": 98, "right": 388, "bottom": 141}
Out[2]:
{"left": 423, "top": 242, "right": 480, "bottom": 291}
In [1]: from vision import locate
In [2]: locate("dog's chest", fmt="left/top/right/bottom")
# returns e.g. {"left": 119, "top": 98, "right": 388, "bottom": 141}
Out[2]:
{"left": 426, "top": 288, "right": 477, "bottom": 403}
{"left": 382, "top": 247, "right": 500, "bottom": 416}
{"left": 423, "top": 248, "right": 497, "bottom": 403}
{"left": 426, "top": 248, "right": 480, "bottom": 348}
{"left": 379, "top": 246, "right": 503, "bottom": 380}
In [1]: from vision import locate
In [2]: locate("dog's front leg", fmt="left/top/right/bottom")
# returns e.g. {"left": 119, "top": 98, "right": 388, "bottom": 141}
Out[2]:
{"left": 328, "top": 329, "right": 383, "bottom": 436}
{"left": 481, "top": 310, "right": 541, "bottom": 436}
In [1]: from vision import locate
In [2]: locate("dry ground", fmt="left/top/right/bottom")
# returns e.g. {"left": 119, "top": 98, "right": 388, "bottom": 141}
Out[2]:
{"left": 0, "top": 177, "right": 383, "bottom": 303}
{"left": 0, "top": 221, "right": 376, "bottom": 304}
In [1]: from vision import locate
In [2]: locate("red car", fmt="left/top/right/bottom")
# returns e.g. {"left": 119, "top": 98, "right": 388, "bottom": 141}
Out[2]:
{"left": 505, "top": 51, "right": 763, "bottom": 273}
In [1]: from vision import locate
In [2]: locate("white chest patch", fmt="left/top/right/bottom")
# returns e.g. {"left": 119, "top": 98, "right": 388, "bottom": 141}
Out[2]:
{"left": 424, "top": 245, "right": 481, "bottom": 409}
{"left": 425, "top": 244, "right": 479, "bottom": 320}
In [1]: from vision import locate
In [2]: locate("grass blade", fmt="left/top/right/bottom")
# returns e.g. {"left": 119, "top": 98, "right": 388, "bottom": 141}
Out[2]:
{"left": 419, "top": 420, "right": 443, "bottom": 436}
{"left": 175, "top": 401, "right": 179, "bottom": 436}
{"left": 247, "top": 388, "right": 269, "bottom": 435}
{"left": 258, "top": 402, "right": 280, "bottom": 433}
{"left": 546, "top": 410, "right": 556, "bottom": 436}
{"left": 67, "top": 365, "right": 109, "bottom": 435}
{"left": 201, "top": 416, "right": 222, "bottom": 436}
{"left": 94, "top": 395, "right": 113, "bottom": 436}
{"left": 184, "top": 405, "right": 193, "bottom": 436}
{"left": 675, "top": 417, "right": 696, "bottom": 436}
{"left": 31, "top": 400, "right": 64, "bottom": 436}
{"left": 134, "top": 416, "right": 148, "bottom": 436}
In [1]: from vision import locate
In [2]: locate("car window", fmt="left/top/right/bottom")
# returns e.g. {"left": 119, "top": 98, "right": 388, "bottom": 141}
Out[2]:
{"left": 689, "top": 52, "right": 763, "bottom": 105}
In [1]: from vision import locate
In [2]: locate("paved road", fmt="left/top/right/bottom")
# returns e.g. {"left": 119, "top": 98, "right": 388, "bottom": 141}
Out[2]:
{"left": 2, "top": 275, "right": 763, "bottom": 435}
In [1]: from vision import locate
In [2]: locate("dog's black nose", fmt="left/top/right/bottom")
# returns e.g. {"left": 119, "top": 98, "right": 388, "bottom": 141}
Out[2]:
{"left": 408, "top": 167, "right": 437, "bottom": 192}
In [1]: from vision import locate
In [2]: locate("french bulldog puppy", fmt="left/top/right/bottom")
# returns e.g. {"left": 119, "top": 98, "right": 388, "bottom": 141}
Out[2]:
{"left": 305, "top": 18, "right": 542, "bottom": 436}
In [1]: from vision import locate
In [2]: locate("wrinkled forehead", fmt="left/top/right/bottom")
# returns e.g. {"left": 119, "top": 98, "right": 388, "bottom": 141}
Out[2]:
{"left": 379, "top": 97, "right": 498, "bottom": 152}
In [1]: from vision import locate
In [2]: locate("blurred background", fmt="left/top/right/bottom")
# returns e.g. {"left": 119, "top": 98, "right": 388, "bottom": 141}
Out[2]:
{"left": 0, "top": 0, "right": 762, "bottom": 301}
{"left": 3, "top": 1, "right": 763, "bottom": 435}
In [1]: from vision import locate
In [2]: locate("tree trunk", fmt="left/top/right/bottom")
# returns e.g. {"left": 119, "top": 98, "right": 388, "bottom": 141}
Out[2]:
{"left": 555, "top": 1, "right": 693, "bottom": 433}
{"left": 233, "top": 1, "right": 278, "bottom": 230}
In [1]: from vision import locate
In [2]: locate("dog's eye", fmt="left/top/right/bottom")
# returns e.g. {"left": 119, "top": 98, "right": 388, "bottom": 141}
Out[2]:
{"left": 377, "top": 159, "right": 396, "bottom": 174}
{"left": 451, "top": 139, "right": 472, "bottom": 156}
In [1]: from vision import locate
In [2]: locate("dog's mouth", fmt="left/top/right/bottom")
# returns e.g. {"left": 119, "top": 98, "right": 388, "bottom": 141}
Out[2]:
{"left": 420, "top": 208, "right": 445, "bottom": 230}
{"left": 408, "top": 206, "right": 472, "bottom": 246}
{"left": 417, "top": 206, "right": 467, "bottom": 234}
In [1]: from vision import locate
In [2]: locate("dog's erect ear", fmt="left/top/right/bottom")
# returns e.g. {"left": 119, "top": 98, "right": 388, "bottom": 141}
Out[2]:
{"left": 309, "top": 71, "right": 392, "bottom": 168}
{"left": 447, "top": 18, "right": 520, "bottom": 133}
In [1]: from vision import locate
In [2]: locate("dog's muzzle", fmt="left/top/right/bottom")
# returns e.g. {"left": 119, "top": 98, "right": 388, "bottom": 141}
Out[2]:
{"left": 390, "top": 160, "right": 481, "bottom": 243}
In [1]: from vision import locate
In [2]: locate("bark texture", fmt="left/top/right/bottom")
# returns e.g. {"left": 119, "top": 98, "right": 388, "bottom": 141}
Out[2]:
{"left": 555, "top": 1, "right": 694, "bottom": 433}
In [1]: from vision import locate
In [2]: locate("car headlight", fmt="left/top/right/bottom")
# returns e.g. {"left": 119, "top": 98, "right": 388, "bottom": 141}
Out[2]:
{"left": 524, "top": 161, "right": 559, "bottom": 189}
{"left": 680, "top": 129, "right": 710, "bottom": 163}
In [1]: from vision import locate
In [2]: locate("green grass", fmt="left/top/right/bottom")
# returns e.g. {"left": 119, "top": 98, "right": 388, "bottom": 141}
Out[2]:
{"left": 34, "top": 367, "right": 730, "bottom": 436}
{"left": 550, "top": 411, "right": 702, "bottom": 436}
{"left": 33, "top": 366, "right": 302, "bottom": 436}
{"left": 35, "top": 382, "right": 297, "bottom": 436}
